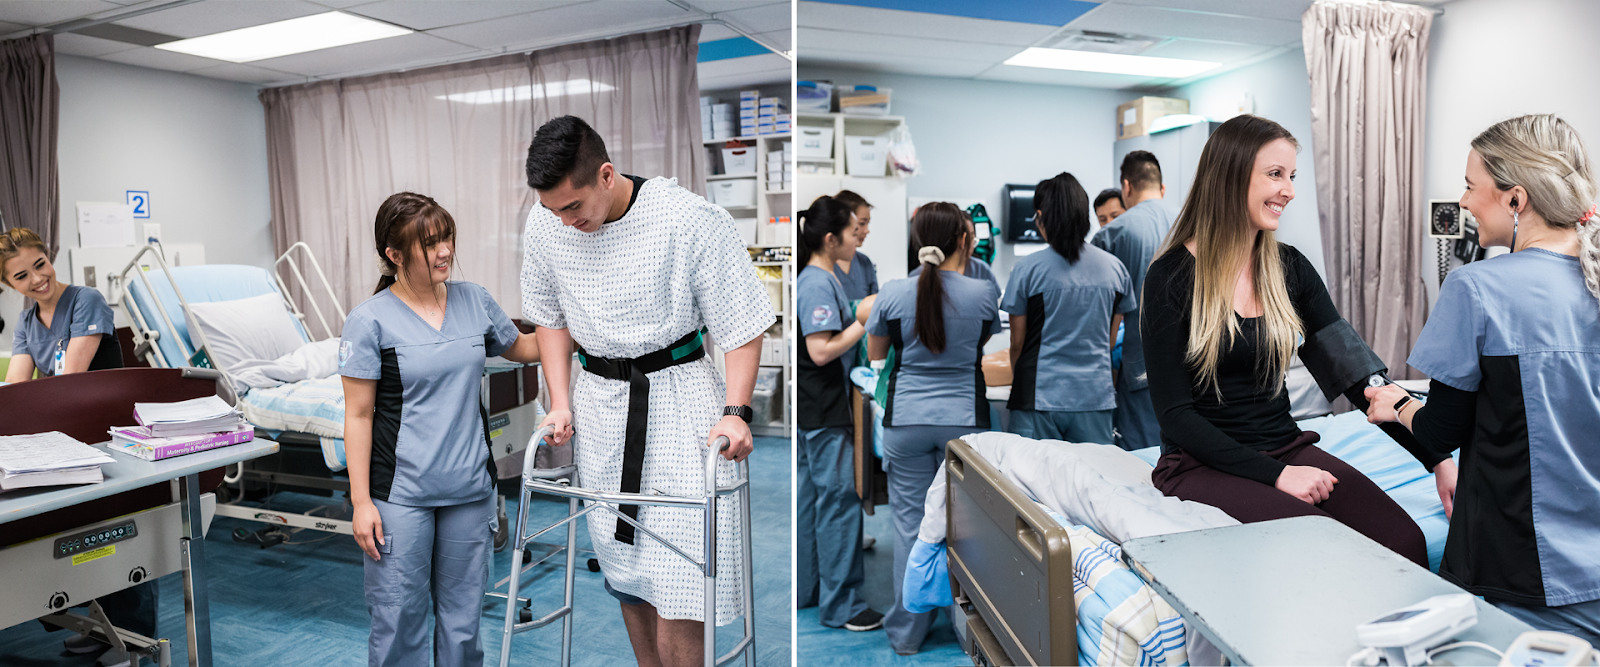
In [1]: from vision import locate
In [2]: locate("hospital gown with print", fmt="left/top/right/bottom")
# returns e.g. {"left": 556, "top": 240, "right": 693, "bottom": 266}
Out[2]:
{"left": 519, "top": 176, "right": 775, "bottom": 625}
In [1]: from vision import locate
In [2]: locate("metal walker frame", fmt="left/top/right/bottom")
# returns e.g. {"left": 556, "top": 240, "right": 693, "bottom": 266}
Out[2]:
{"left": 498, "top": 426, "right": 757, "bottom": 667}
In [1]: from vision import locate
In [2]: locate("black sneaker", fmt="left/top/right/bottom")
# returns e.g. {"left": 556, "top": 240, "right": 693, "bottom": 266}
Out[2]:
{"left": 843, "top": 608, "right": 884, "bottom": 632}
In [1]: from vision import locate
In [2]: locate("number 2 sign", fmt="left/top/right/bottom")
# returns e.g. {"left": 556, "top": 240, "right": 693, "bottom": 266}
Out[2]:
{"left": 126, "top": 191, "right": 150, "bottom": 219}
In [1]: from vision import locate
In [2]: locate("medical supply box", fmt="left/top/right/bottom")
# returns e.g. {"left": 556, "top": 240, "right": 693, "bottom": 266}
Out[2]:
{"left": 1116, "top": 96, "right": 1190, "bottom": 140}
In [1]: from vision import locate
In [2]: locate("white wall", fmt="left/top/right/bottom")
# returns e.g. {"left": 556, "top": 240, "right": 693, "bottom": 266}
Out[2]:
{"left": 2, "top": 55, "right": 272, "bottom": 353}
{"left": 1165, "top": 48, "right": 1328, "bottom": 279}
{"left": 797, "top": 66, "right": 1128, "bottom": 285}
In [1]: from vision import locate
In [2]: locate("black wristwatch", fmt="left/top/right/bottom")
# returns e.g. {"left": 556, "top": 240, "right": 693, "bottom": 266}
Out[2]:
{"left": 723, "top": 405, "right": 753, "bottom": 423}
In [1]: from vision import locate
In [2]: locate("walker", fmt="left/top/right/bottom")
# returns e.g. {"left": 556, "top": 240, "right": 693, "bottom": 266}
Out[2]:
{"left": 496, "top": 425, "right": 757, "bottom": 667}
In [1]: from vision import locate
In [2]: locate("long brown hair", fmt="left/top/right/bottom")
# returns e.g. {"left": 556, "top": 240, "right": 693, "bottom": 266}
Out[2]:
{"left": 373, "top": 192, "right": 456, "bottom": 294}
{"left": 910, "top": 203, "right": 969, "bottom": 354}
{"left": 1157, "top": 114, "right": 1302, "bottom": 395}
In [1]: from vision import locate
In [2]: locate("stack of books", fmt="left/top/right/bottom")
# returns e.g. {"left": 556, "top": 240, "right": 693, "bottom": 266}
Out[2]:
{"left": 108, "top": 396, "right": 254, "bottom": 462}
{"left": 0, "top": 431, "right": 117, "bottom": 491}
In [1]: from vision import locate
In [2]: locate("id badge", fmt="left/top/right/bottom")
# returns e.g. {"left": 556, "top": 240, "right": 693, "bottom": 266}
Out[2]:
{"left": 53, "top": 344, "right": 65, "bottom": 375}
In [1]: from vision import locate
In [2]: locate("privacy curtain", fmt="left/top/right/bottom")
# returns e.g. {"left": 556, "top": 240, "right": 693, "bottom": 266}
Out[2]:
{"left": 261, "top": 25, "right": 703, "bottom": 330}
{"left": 0, "top": 34, "right": 60, "bottom": 258}
{"left": 1303, "top": 1, "right": 1433, "bottom": 379}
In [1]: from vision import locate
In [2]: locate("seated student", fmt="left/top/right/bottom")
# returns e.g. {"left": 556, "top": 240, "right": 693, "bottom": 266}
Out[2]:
{"left": 1094, "top": 188, "right": 1127, "bottom": 227}
{"left": 1142, "top": 114, "right": 1437, "bottom": 568}
{"left": 867, "top": 203, "right": 1000, "bottom": 655}
{"left": 1002, "top": 173, "right": 1134, "bottom": 444}
{"left": 1, "top": 228, "right": 142, "bottom": 666}
{"left": 1365, "top": 115, "right": 1600, "bottom": 642}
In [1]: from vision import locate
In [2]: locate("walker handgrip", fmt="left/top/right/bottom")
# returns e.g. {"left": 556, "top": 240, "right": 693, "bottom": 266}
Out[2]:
{"left": 521, "top": 425, "right": 558, "bottom": 482}
{"left": 705, "top": 436, "right": 731, "bottom": 494}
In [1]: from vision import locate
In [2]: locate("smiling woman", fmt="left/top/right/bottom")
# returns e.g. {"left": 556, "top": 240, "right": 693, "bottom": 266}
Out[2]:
{"left": 0, "top": 228, "right": 124, "bottom": 383}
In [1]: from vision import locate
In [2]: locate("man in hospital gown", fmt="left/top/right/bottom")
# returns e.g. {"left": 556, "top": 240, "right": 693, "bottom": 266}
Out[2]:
{"left": 519, "top": 115, "right": 774, "bottom": 667}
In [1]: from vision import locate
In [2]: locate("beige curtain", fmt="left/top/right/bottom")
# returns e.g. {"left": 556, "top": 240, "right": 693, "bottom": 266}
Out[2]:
{"left": 260, "top": 26, "right": 703, "bottom": 331}
{"left": 0, "top": 34, "right": 59, "bottom": 257}
{"left": 1303, "top": 0, "right": 1433, "bottom": 379}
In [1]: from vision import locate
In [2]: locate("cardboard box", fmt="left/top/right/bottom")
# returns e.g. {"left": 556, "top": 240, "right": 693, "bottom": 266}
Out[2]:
{"left": 1116, "top": 96, "right": 1189, "bottom": 140}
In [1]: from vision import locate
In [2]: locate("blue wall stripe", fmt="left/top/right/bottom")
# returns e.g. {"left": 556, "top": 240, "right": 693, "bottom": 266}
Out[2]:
{"left": 807, "top": 0, "right": 1100, "bottom": 27}
{"left": 698, "top": 37, "right": 772, "bottom": 62}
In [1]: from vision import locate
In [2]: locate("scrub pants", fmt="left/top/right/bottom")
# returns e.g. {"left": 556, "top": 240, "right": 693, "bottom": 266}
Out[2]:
{"left": 1492, "top": 598, "right": 1600, "bottom": 645}
{"left": 881, "top": 424, "right": 982, "bottom": 655}
{"left": 1113, "top": 373, "right": 1160, "bottom": 452}
{"left": 1008, "top": 409, "right": 1114, "bottom": 444}
{"left": 796, "top": 427, "right": 869, "bottom": 627}
{"left": 365, "top": 493, "right": 496, "bottom": 667}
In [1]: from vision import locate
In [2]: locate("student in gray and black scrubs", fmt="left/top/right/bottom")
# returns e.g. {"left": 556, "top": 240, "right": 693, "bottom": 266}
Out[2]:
{"left": 867, "top": 203, "right": 999, "bottom": 655}
{"left": 340, "top": 193, "right": 540, "bottom": 667}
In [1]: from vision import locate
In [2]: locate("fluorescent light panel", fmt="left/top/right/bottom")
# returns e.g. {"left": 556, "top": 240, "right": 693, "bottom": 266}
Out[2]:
{"left": 435, "top": 80, "right": 618, "bottom": 105}
{"left": 155, "top": 12, "right": 412, "bottom": 63}
{"left": 1004, "top": 47, "right": 1220, "bottom": 79}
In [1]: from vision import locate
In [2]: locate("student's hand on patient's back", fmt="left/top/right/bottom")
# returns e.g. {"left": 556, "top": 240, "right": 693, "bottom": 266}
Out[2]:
{"left": 1433, "top": 458, "right": 1458, "bottom": 520}
{"left": 353, "top": 501, "right": 384, "bottom": 561}
{"left": 1276, "top": 465, "right": 1338, "bottom": 505}
{"left": 709, "top": 415, "right": 753, "bottom": 462}
{"left": 855, "top": 294, "right": 876, "bottom": 325}
{"left": 539, "top": 409, "right": 574, "bottom": 446}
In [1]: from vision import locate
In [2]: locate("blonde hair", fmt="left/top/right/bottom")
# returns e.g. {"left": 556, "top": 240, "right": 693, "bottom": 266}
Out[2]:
{"left": 1158, "top": 115, "right": 1303, "bottom": 396}
{"left": 0, "top": 228, "right": 48, "bottom": 292}
{"left": 1471, "top": 114, "right": 1600, "bottom": 307}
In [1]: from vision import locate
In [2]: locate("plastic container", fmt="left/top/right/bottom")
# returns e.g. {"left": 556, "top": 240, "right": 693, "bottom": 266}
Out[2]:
{"left": 796, "top": 127, "right": 834, "bottom": 159}
{"left": 839, "top": 85, "right": 891, "bottom": 116}
{"left": 796, "top": 81, "right": 833, "bottom": 113}
{"left": 709, "top": 179, "right": 756, "bottom": 208}
{"left": 721, "top": 146, "right": 757, "bottom": 175}
{"left": 845, "top": 135, "right": 888, "bottom": 176}
{"left": 735, "top": 217, "right": 758, "bottom": 245}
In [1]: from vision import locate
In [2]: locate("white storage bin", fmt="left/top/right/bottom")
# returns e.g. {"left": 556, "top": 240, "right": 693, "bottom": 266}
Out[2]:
{"left": 845, "top": 135, "right": 889, "bottom": 176}
{"left": 721, "top": 146, "right": 757, "bottom": 175}
{"left": 796, "top": 127, "right": 834, "bottom": 159}
{"left": 709, "top": 179, "right": 756, "bottom": 208}
{"left": 735, "top": 217, "right": 758, "bottom": 246}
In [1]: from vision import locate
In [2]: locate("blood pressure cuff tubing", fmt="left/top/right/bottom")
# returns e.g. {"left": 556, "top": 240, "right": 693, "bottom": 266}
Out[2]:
{"left": 1299, "top": 319, "right": 1386, "bottom": 402}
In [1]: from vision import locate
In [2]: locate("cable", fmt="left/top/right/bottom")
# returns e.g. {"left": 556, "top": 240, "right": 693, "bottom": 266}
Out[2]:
{"left": 1427, "top": 641, "right": 1505, "bottom": 664}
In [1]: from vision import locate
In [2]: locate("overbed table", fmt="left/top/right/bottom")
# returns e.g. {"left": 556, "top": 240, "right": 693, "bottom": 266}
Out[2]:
{"left": 0, "top": 439, "right": 279, "bottom": 667}
{"left": 1122, "top": 515, "right": 1532, "bottom": 666}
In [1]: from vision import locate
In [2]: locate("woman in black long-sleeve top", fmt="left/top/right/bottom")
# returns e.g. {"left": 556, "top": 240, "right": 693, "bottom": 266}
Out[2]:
{"left": 1142, "top": 115, "right": 1437, "bottom": 567}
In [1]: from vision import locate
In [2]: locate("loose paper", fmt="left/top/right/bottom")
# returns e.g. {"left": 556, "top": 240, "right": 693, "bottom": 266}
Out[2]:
{"left": 76, "top": 202, "right": 136, "bottom": 248}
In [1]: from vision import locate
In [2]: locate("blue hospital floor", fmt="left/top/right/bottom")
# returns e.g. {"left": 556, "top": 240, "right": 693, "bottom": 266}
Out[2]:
{"left": 795, "top": 510, "right": 968, "bottom": 667}
{"left": 0, "top": 436, "right": 791, "bottom": 667}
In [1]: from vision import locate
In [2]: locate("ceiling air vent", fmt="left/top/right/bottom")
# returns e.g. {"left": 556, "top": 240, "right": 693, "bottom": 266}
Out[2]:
{"left": 1045, "top": 31, "right": 1163, "bottom": 56}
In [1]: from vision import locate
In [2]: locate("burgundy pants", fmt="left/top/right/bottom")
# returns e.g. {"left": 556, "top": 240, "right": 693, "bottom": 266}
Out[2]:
{"left": 1152, "top": 431, "right": 1429, "bottom": 569}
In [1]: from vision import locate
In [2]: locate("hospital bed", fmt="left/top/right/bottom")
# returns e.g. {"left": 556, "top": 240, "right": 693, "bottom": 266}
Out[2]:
{"left": 115, "top": 243, "right": 543, "bottom": 547}
{"left": 0, "top": 367, "right": 278, "bottom": 667}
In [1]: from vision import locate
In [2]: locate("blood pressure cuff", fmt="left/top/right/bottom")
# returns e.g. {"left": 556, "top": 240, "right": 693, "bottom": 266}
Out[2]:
{"left": 1299, "top": 319, "right": 1386, "bottom": 402}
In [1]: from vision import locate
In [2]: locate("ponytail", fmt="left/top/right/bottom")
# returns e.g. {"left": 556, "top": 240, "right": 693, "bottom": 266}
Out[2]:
{"left": 1034, "top": 172, "right": 1090, "bottom": 264}
{"left": 797, "top": 196, "right": 855, "bottom": 270}
{"left": 910, "top": 202, "right": 968, "bottom": 354}
{"left": 372, "top": 192, "right": 456, "bottom": 295}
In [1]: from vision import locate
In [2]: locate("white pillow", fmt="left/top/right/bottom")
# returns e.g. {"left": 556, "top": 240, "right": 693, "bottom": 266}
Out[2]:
{"left": 186, "top": 293, "right": 306, "bottom": 373}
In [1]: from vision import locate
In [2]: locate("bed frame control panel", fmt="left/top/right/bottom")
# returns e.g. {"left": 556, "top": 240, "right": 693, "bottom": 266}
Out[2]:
{"left": 53, "top": 520, "right": 139, "bottom": 560}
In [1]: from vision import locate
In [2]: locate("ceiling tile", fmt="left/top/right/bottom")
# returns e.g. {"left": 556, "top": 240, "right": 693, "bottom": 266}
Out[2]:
{"left": 0, "top": 20, "right": 27, "bottom": 33}
{"left": 798, "top": 2, "right": 1055, "bottom": 47}
{"left": 698, "top": 22, "right": 739, "bottom": 41}
{"left": 800, "top": 27, "right": 1020, "bottom": 63}
{"left": 52, "top": 32, "right": 140, "bottom": 57}
{"left": 697, "top": 51, "right": 788, "bottom": 89}
{"left": 977, "top": 64, "right": 1166, "bottom": 90}
{"left": 247, "top": 31, "right": 479, "bottom": 77}
{"left": 714, "top": 1, "right": 790, "bottom": 34}
{"left": 188, "top": 61, "right": 301, "bottom": 85}
{"left": 1141, "top": 38, "right": 1271, "bottom": 63}
{"left": 753, "top": 27, "right": 788, "bottom": 51}
{"left": 112, "top": 1, "right": 327, "bottom": 38}
{"left": 304, "top": 0, "right": 374, "bottom": 8}
{"left": 1066, "top": 4, "right": 1300, "bottom": 46}
{"left": 682, "top": 0, "right": 788, "bottom": 14}
{"left": 0, "top": 1, "right": 122, "bottom": 27}
{"left": 1116, "top": 0, "right": 1313, "bottom": 23}
{"left": 98, "top": 45, "right": 228, "bottom": 72}
{"left": 345, "top": 0, "right": 586, "bottom": 32}
{"left": 799, "top": 51, "right": 993, "bottom": 79}
{"left": 428, "top": 1, "right": 696, "bottom": 51}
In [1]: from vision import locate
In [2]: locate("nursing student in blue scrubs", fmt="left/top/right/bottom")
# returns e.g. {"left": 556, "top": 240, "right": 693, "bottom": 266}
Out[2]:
{"left": 830, "top": 190, "right": 878, "bottom": 301}
{"left": 1366, "top": 115, "right": 1600, "bottom": 642}
{"left": 3, "top": 228, "right": 144, "bottom": 666}
{"left": 1003, "top": 173, "right": 1135, "bottom": 444}
{"left": 340, "top": 193, "right": 540, "bottom": 667}
{"left": 796, "top": 195, "right": 884, "bottom": 633}
{"left": 866, "top": 203, "right": 1000, "bottom": 655}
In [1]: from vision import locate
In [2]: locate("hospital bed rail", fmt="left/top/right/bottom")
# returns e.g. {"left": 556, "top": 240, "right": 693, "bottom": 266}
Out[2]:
{"left": 497, "top": 426, "right": 757, "bottom": 667}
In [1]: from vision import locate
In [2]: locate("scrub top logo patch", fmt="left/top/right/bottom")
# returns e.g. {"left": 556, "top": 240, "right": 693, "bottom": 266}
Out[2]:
{"left": 338, "top": 340, "right": 352, "bottom": 368}
{"left": 811, "top": 304, "right": 834, "bottom": 327}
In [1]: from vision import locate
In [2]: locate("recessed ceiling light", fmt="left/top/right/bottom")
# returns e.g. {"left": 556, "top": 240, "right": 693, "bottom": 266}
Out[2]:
{"left": 435, "top": 80, "right": 618, "bottom": 105}
{"left": 155, "top": 12, "right": 412, "bottom": 63}
{"left": 1003, "top": 47, "right": 1220, "bottom": 79}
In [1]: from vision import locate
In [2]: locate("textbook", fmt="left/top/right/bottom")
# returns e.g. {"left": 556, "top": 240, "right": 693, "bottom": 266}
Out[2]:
{"left": 133, "top": 395, "right": 247, "bottom": 437}
{"left": 0, "top": 431, "right": 115, "bottom": 491}
{"left": 107, "top": 424, "right": 255, "bottom": 462}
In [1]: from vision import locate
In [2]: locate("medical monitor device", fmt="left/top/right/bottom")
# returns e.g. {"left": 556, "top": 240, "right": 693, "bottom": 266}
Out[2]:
{"left": 1500, "top": 632, "right": 1598, "bottom": 666}
{"left": 1003, "top": 183, "right": 1042, "bottom": 243}
{"left": 1356, "top": 593, "right": 1477, "bottom": 666}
